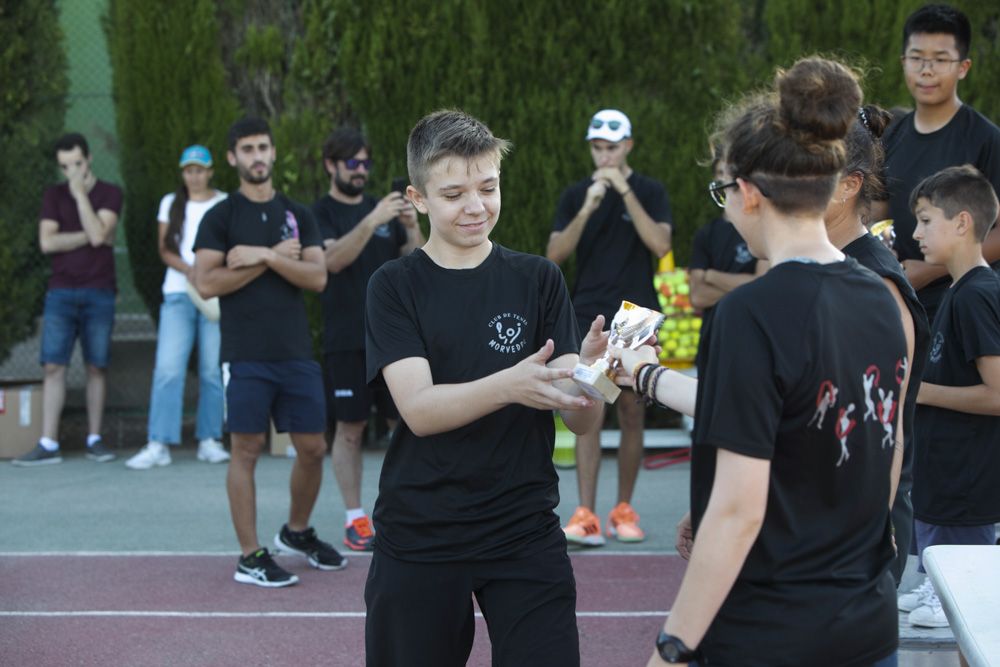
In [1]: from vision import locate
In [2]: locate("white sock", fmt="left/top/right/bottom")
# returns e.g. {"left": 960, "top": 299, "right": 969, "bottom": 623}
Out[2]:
{"left": 39, "top": 437, "right": 59, "bottom": 452}
{"left": 148, "top": 440, "right": 165, "bottom": 450}
{"left": 86, "top": 434, "right": 102, "bottom": 447}
{"left": 346, "top": 508, "right": 366, "bottom": 526}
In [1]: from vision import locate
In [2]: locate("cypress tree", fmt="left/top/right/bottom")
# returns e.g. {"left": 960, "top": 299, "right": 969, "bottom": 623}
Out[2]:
{"left": 0, "top": 0, "right": 68, "bottom": 364}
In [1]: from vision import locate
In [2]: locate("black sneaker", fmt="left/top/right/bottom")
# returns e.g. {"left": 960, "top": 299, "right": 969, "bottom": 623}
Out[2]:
{"left": 85, "top": 438, "right": 116, "bottom": 462}
{"left": 234, "top": 548, "right": 299, "bottom": 588}
{"left": 274, "top": 525, "right": 347, "bottom": 571}
{"left": 12, "top": 443, "right": 63, "bottom": 467}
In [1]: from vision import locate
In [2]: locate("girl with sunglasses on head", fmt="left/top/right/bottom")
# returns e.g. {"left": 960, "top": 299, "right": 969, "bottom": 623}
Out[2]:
{"left": 612, "top": 58, "right": 905, "bottom": 666}
{"left": 126, "top": 146, "right": 229, "bottom": 469}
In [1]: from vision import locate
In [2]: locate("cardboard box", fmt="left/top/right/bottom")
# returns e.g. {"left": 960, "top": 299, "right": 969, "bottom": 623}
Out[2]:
{"left": 0, "top": 380, "right": 43, "bottom": 459}
{"left": 268, "top": 420, "right": 296, "bottom": 457}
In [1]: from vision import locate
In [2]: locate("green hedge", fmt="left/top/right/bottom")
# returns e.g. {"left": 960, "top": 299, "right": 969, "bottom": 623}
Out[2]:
{"left": 0, "top": 0, "right": 68, "bottom": 366}
{"left": 108, "top": 0, "right": 1000, "bottom": 321}
{"left": 105, "top": 0, "right": 240, "bottom": 318}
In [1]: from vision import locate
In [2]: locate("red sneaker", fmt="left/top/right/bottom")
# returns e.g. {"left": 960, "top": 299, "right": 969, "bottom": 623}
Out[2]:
{"left": 607, "top": 502, "right": 645, "bottom": 542}
{"left": 563, "top": 506, "right": 606, "bottom": 547}
{"left": 344, "top": 516, "right": 375, "bottom": 551}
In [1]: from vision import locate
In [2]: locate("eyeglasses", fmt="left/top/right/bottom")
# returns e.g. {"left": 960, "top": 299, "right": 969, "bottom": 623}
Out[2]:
{"left": 591, "top": 118, "right": 623, "bottom": 131}
{"left": 901, "top": 55, "right": 963, "bottom": 72}
{"left": 708, "top": 180, "right": 738, "bottom": 208}
{"left": 343, "top": 158, "right": 372, "bottom": 170}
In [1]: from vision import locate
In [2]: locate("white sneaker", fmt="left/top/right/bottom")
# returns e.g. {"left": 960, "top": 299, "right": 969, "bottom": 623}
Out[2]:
{"left": 197, "top": 438, "right": 230, "bottom": 463}
{"left": 909, "top": 591, "right": 949, "bottom": 628}
{"left": 897, "top": 577, "right": 934, "bottom": 612}
{"left": 125, "top": 442, "right": 171, "bottom": 470}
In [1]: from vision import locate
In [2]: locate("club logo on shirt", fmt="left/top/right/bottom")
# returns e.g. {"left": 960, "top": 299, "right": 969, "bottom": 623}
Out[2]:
{"left": 373, "top": 224, "right": 392, "bottom": 239}
{"left": 734, "top": 242, "right": 754, "bottom": 265}
{"left": 929, "top": 332, "right": 944, "bottom": 363}
{"left": 487, "top": 312, "right": 529, "bottom": 354}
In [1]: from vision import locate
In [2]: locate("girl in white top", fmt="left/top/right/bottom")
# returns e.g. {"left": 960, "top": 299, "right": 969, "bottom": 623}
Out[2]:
{"left": 126, "top": 145, "right": 229, "bottom": 469}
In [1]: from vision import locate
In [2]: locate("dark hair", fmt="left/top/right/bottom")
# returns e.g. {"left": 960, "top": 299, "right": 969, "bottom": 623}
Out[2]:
{"left": 227, "top": 116, "right": 272, "bottom": 151}
{"left": 406, "top": 109, "right": 511, "bottom": 192}
{"left": 715, "top": 57, "right": 862, "bottom": 214}
{"left": 903, "top": 4, "right": 971, "bottom": 59}
{"left": 54, "top": 132, "right": 89, "bottom": 158}
{"left": 164, "top": 185, "right": 188, "bottom": 255}
{"left": 909, "top": 165, "right": 1000, "bottom": 242}
{"left": 845, "top": 105, "right": 893, "bottom": 219}
{"left": 322, "top": 127, "right": 370, "bottom": 174}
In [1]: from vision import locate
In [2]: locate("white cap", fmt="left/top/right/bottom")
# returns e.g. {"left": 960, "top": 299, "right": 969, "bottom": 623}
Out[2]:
{"left": 585, "top": 109, "right": 632, "bottom": 142}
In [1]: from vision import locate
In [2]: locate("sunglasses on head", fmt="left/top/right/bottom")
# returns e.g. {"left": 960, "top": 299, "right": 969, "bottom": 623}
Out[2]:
{"left": 591, "top": 118, "right": 623, "bottom": 131}
{"left": 708, "top": 177, "right": 770, "bottom": 208}
{"left": 343, "top": 158, "right": 372, "bottom": 170}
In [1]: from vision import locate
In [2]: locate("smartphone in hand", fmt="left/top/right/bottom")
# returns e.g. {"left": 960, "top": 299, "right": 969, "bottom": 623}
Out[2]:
{"left": 391, "top": 177, "right": 408, "bottom": 194}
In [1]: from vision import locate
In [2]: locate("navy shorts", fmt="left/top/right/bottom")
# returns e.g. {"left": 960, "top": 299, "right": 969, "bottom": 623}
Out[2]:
{"left": 325, "top": 351, "right": 398, "bottom": 424}
{"left": 914, "top": 519, "right": 997, "bottom": 573}
{"left": 39, "top": 288, "right": 115, "bottom": 367}
{"left": 225, "top": 360, "right": 326, "bottom": 434}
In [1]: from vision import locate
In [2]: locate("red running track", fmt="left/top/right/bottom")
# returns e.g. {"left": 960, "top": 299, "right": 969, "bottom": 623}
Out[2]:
{"left": 0, "top": 552, "right": 685, "bottom": 666}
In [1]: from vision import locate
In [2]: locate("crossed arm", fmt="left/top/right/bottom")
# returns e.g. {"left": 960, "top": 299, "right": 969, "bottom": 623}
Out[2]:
{"left": 194, "top": 240, "right": 327, "bottom": 299}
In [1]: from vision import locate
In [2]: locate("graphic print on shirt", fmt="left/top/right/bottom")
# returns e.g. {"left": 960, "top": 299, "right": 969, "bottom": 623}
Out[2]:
{"left": 876, "top": 388, "right": 898, "bottom": 449}
{"left": 929, "top": 331, "right": 944, "bottom": 364}
{"left": 862, "top": 365, "right": 880, "bottom": 422}
{"left": 734, "top": 242, "right": 754, "bottom": 265}
{"left": 280, "top": 210, "right": 299, "bottom": 240}
{"left": 808, "top": 381, "right": 838, "bottom": 429}
{"left": 835, "top": 403, "right": 857, "bottom": 466}
{"left": 487, "top": 312, "right": 529, "bottom": 355}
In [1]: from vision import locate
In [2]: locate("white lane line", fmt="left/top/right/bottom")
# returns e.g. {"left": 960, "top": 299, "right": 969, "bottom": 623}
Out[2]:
{"left": 0, "top": 610, "right": 669, "bottom": 619}
{"left": 0, "top": 550, "right": 677, "bottom": 558}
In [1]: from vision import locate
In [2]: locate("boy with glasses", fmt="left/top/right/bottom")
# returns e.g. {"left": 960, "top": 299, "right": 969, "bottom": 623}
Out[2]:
{"left": 881, "top": 3, "right": 1000, "bottom": 324}
{"left": 547, "top": 109, "right": 673, "bottom": 546}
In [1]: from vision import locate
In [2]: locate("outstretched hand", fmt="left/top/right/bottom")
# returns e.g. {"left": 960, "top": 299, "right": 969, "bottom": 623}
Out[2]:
{"left": 607, "top": 344, "right": 659, "bottom": 388}
{"left": 578, "top": 315, "right": 608, "bottom": 366}
{"left": 509, "top": 339, "right": 594, "bottom": 411}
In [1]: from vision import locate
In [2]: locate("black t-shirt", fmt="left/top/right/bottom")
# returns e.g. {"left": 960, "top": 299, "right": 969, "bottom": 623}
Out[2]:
{"left": 883, "top": 105, "right": 1000, "bottom": 314}
{"left": 313, "top": 194, "right": 407, "bottom": 353}
{"left": 843, "top": 233, "right": 930, "bottom": 488}
{"left": 365, "top": 243, "right": 580, "bottom": 562}
{"left": 913, "top": 266, "right": 1000, "bottom": 526}
{"left": 689, "top": 216, "right": 757, "bottom": 355}
{"left": 552, "top": 172, "right": 671, "bottom": 322}
{"left": 692, "top": 259, "right": 903, "bottom": 667}
{"left": 193, "top": 191, "right": 322, "bottom": 363}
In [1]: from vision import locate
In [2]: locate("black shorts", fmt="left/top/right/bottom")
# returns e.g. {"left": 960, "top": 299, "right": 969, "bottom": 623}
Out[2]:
{"left": 225, "top": 360, "right": 326, "bottom": 434}
{"left": 364, "top": 542, "right": 579, "bottom": 667}
{"left": 324, "top": 351, "right": 398, "bottom": 423}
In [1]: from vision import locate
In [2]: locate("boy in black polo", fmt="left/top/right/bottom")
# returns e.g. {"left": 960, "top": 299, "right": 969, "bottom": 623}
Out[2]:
{"left": 364, "top": 110, "right": 605, "bottom": 666}
{"left": 905, "top": 165, "right": 1000, "bottom": 628}
{"left": 194, "top": 117, "right": 344, "bottom": 587}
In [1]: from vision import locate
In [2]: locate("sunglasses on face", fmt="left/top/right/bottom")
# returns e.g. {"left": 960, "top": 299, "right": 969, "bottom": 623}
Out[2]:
{"left": 343, "top": 158, "right": 372, "bottom": 170}
{"left": 708, "top": 180, "right": 738, "bottom": 208}
{"left": 591, "top": 118, "right": 623, "bottom": 131}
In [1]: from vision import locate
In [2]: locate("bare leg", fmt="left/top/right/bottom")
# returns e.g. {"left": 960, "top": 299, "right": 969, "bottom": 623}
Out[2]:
{"left": 41, "top": 363, "right": 66, "bottom": 441}
{"left": 228, "top": 432, "right": 266, "bottom": 556}
{"left": 615, "top": 390, "right": 645, "bottom": 505}
{"left": 287, "top": 432, "right": 326, "bottom": 532}
{"left": 85, "top": 364, "right": 106, "bottom": 435}
{"left": 332, "top": 420, "right": 366, "bottom": 510}
{"left": 574, "top": 405, "right": 607, "bottom": 510}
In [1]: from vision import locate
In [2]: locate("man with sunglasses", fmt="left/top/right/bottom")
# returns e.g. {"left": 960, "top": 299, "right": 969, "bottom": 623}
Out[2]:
{"left": 880, "top": 4, "right": 1000, "bottom": 325}
{"left": 313, "top": 127, "right": 424, "bottom": 552}
{"left": 547, "top": 108, "right": 673, "bottom": 547}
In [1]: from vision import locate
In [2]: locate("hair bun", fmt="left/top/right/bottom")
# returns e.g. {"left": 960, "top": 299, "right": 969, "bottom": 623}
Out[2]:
{"left": 777, "top": 57, "right": 862, "bottom": 142}
{"left": 859, "top": 104, "right": 892, "bottom": 140}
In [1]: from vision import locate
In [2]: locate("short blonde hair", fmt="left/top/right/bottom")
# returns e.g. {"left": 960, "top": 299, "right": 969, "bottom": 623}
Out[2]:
{"left": 406, "top": 110, "right": 511, "bottom": 193}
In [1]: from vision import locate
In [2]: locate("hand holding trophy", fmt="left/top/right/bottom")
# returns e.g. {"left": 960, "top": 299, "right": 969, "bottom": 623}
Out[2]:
{"left": 572, "top": 301, "right": 665, "bottom": 403}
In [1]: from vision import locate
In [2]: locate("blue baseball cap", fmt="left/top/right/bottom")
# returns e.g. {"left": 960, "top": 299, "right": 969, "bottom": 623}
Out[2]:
{"left": 179, "top": 144, "right": 213, "bottom": 168}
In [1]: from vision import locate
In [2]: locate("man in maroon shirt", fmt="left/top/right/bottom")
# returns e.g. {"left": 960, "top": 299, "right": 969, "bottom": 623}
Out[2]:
{"left": 13, "top": 133, "right": 123, "bottom": 466}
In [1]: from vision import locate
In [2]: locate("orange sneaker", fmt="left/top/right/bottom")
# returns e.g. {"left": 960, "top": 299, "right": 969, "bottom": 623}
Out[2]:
{"left": 563, "top": 506, "right": 605, "bottom": 547}
{"left": 607, "top": 502, "right": 645, "bottom": 542}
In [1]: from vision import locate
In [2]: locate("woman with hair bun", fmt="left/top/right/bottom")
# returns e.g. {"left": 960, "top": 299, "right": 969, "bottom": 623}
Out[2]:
{"left": 823, "top": 105, "right": 930, "bottom": 587}
{"left": 613, "top": 58, "right": 905, "bottom": 666}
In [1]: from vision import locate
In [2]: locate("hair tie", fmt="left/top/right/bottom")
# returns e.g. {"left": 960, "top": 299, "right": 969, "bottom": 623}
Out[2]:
{"left": 858, "top": 107, "right": 871, "bottom": 133}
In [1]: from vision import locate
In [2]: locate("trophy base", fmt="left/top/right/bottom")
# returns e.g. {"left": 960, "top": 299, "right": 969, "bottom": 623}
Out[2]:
{"left": 572, "top": 363, "right": 622, "bottom": 404}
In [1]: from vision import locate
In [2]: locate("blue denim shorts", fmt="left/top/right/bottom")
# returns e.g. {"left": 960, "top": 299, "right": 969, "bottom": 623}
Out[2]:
{"left": 226, "top": 360, "right": 326, "bottom": 434}
{"left": 39, "top": 288, "right": 116, "bottom": 367}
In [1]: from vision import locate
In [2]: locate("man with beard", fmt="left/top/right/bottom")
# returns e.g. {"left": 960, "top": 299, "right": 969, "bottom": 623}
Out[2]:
{"left": 313, "top": 127, "right": 423, "bottom": 552}
{"left": 193, "top": 117, "right": 344, "bottom": 587}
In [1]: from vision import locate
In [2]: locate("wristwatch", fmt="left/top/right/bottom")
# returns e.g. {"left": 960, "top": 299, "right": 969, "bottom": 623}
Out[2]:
{"left": 656, "top": 630, "right": 700, "bottom": 663}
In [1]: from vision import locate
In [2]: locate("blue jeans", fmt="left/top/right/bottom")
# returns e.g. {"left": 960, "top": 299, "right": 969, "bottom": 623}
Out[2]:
{"left": 40, "top": 288, "right": 116, "bottom": 367}
{"left": 147, "top": 292, "right": 223, "bottom": 444}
